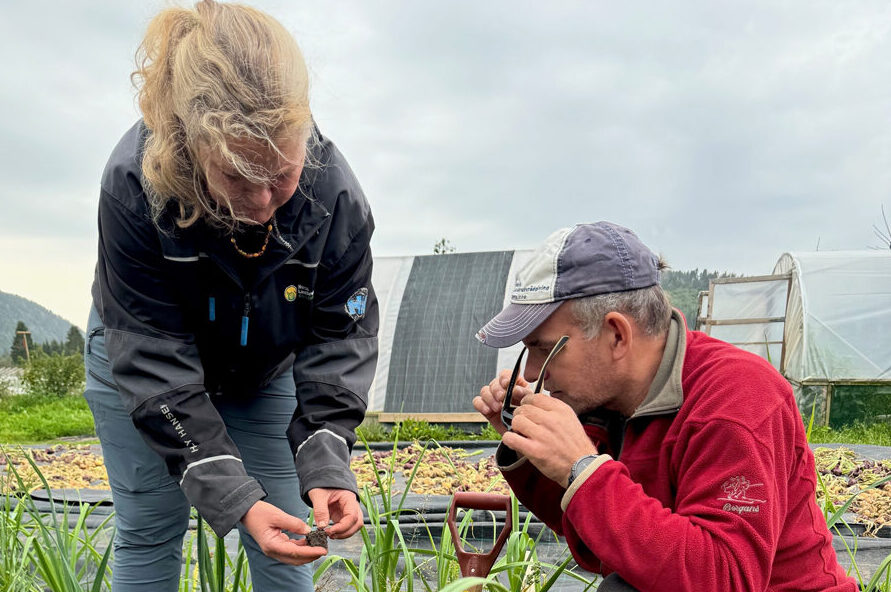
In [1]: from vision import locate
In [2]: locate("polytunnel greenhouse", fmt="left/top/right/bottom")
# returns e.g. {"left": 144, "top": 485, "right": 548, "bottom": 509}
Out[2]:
{"left": 695, "top": 250, "right": 891, "bottom": 427}
{"left": 370, "top": 248, "right": 890, "bottom": 428}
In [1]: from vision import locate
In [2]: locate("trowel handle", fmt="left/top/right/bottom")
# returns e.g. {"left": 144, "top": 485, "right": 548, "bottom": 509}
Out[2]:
{"left": 451, "top": 492, "right": 513, "bottom": 513}
{"left": 447, "top": 492, "right": 513, "bottom": 583}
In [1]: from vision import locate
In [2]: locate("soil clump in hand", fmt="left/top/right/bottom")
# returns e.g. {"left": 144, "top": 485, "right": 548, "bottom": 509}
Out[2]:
{"left": 305, "top": 528, "right": 328, "bottom": 549}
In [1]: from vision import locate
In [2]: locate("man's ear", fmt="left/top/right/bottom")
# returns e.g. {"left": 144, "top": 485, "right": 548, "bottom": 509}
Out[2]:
{"left": 602, "top": 311, "right": 633, "bottom": 360}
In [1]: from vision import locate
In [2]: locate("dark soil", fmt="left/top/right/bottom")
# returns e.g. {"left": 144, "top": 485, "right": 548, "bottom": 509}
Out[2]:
{"left": 305, "top": 528, "right": 328, "bottom": 549}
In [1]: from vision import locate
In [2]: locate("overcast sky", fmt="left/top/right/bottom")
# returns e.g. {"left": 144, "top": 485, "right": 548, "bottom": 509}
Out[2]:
{"left": 1, "top": 1, "right": 890, "bottom": 330}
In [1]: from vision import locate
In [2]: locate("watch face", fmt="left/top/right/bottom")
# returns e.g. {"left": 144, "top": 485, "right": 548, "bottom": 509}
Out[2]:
{"left": 570, "top": 454, "right": 598, "bottom": 485}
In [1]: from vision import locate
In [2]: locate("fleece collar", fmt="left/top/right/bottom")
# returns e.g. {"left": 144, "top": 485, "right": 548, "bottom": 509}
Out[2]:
{"left": 629, "top": 309, "right": 686, "bottom": 419}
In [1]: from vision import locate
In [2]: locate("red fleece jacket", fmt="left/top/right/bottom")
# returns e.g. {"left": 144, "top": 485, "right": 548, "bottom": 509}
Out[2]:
{"left": 500, "top": 329, "right": 857, "bottom": 592}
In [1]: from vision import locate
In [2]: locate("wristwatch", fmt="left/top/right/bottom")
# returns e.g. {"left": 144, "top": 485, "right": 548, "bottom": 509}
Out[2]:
{"left": 567, "top": 454, "right": 600, "bottom": 487}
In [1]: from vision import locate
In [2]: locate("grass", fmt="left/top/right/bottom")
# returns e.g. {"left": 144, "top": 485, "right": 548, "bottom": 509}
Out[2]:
{"left": 356, "top": 416, "right": 501, "bottom": 443}
{"left": 0, "top": 394, "right": 94, "bottom": 443}
{"left": 809, "top": 423, "right": 891, "bottom": 447}
{"left": 1, "top": 391, "right": 888, "bottom": 447}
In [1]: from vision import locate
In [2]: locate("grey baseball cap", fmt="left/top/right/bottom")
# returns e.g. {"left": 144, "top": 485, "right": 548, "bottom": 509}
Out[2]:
{"left": 476, "top": 222, "right": 661, "bottom": 348}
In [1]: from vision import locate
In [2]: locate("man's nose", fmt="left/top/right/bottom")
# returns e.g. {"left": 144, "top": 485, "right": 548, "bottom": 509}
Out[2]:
{"left": 523, "top": 357, "right": 542, "bottom": 385}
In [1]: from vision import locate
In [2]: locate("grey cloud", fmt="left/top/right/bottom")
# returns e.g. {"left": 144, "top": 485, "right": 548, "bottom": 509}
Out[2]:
{"left": 1, "top": 0, "right": 889, "bottom": 277}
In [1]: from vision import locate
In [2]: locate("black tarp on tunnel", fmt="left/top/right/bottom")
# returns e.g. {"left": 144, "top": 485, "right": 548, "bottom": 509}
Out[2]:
{"left": 383, "top": 251, "right": 513, "bottom": 414}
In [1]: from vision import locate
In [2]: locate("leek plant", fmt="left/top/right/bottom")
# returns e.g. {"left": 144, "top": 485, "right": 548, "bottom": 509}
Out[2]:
{"left": 4, "top": 448, "right": 113, "bottom": 592}
{"left": 193, "top": 515, "right": 250, "bottom": 592}
{"left": 1, "top": 464, "right": 38, "bottom": 592}
{"left": 180, "top": 527, "right": 201, "bottom": 592}
{"left": 314, "top": 433, "right": 597, "bottom": 591}
{"left": 1, "top": 429, "right": 889, "bottom": 591}
{"left": 314, "top": 429, "right": 432, "bottom": 592}
{"left": 410, "top": 505, "right": 465, "bottom": 591}
{"left": 815, "top": 467, "right": 891, "bottom": 591}
{"left": 443, "top": 495, "right": 595, "bottom": 592}
{"left": 806, "top": 404, "right": 891, "bottom": 591}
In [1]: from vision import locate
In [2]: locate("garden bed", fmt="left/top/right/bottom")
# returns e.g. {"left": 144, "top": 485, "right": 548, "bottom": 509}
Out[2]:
{"left": 2, "top": 442, "right": 890, "bottom": 536}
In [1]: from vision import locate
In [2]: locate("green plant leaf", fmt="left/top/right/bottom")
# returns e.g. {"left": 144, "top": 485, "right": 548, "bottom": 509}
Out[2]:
{"left": 435, "top": 576, "right": 509, "bottom": 592}
{"left": 862, "top": 551, "right": 891, "bottom": 592}
{"left": 197, "top": 517, "right": 211, "bottom": 592}
{"left": 89, "top": 534, "right": 115, "bottom": 592}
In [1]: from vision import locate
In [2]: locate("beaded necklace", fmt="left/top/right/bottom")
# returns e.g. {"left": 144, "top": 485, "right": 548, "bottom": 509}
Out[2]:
{"left": 230, "top": 223, "right": 273, "bottom": 258}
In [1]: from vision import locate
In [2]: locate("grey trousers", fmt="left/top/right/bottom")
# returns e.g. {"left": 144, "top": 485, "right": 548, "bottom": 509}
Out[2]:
{"left": 83, "top": 306, "right": 312, "bottom": 592}
{"left": 598, "top": 573, "right": 639, "bottom": 591}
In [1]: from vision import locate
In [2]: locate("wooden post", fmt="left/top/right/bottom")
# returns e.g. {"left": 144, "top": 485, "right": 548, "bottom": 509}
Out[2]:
{"left": 15, "top": 330, "right": 31, "bottom": 363}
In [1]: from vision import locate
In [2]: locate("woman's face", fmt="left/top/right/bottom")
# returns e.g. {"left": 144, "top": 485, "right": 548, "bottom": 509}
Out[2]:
{"left": 201, "top": 136, "right": 306, "bottom": 224}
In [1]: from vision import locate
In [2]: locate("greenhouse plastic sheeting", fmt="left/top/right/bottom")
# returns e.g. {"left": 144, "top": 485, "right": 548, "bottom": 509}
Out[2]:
{"left": 709, "top": 279, "right": 789, "bottom": 321}
{"left": 367, "top": 256, "right": 415, "bottom": 412}
{"left": 773, "top": 251, "right": 891, "bottom": 382}
{"left": 706, "top": 279, "right": 789, "bottom": 369}
{"left": 708, "top": 320, "right": 786, "bottom": 369}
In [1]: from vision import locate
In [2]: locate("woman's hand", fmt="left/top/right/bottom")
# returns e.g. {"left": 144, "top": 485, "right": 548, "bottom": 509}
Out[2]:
{"left": 307, "top": 488, "right": 364, "bottom": 538}
{"left": 240, "top": 500, "right": 327, "bottom": 565}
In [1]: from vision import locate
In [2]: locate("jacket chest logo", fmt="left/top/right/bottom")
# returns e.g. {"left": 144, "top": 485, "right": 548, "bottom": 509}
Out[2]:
{"left": 284, "top": 284, "right": 314, "bottom": 302}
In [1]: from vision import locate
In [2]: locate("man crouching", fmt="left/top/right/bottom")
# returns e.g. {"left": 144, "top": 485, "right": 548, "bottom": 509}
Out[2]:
{"left": 473, "top": 222, "right": 856, "bottom": 592}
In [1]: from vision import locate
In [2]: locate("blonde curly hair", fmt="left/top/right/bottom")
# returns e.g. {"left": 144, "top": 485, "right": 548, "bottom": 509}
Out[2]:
{"left": 133, "top": 0, "right": 312, "bottom": 229}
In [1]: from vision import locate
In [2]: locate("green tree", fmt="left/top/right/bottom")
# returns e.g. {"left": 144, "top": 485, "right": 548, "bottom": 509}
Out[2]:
{"left": 10, "top": 320, "right": 34, "bottom": 366}
{"left": 661, "top": 269, "right": 738, "bottom": 325}
{"left": 433, "top": 237, "right": 456, "bottom": 254}
{"left": 64, "top": 325, "right": 85, "bottom": 355}
{"left": 41, "top": 339, "right": 63, "bottom": 356}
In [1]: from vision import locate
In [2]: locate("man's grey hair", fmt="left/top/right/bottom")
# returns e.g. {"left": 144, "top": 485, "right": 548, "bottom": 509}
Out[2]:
{"left": 571, "top": 285, "right": 672, "bottom": 339}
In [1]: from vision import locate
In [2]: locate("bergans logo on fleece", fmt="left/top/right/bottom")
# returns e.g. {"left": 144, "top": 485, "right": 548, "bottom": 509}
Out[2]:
{"left": 718, "top": 475, "right": 766, "bottom": 515}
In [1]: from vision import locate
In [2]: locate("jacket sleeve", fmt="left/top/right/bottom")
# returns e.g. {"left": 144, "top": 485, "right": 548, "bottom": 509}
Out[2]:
{"left": 96, "top": 188, "right": 264, "bottom": 537}
{"left": 287, "top": 201, "right": 378, "bottom": 503}
{"left": 560, "top": 417, "right": 784, "bottom": 591}
{"left": 496, "top": 443, "right": 568, "bottom": 533}
{"left": 495, "top": 421, "right": 612, "bottom": 554}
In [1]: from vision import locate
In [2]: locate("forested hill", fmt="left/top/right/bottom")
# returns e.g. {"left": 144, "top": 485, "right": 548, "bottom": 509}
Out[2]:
{"left": 662, "top": 269, "right": 739, "bottom": 327}
{"left": 0, "top": 290, "right": 76, "bottom": 345}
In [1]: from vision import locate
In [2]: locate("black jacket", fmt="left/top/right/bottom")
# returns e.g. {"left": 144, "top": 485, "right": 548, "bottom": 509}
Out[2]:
{"left": 91, "top": 121, "right": 378, "bottom": 535}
